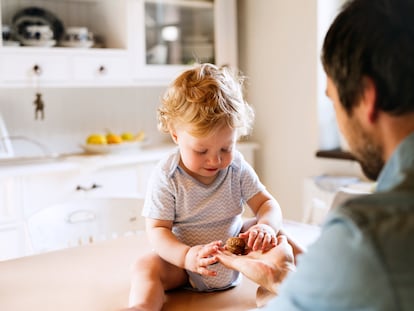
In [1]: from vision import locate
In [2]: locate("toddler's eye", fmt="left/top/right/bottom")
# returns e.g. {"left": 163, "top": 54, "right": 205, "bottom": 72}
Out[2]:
{"left": 195, "top": 150, "right": 207, "bottom": 154}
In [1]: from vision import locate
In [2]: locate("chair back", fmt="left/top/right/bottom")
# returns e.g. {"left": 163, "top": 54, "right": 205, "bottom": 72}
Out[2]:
{"left": 26, "top": 197, "right": 145, "bottom": 254}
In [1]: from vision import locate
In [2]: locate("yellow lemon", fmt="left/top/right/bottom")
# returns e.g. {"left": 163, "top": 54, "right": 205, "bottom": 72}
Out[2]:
{"left": 121, "top": 132, "right": 135, "bottom": 142}
{"left": 86, "top": 134, "right": 107, "bottom": 145}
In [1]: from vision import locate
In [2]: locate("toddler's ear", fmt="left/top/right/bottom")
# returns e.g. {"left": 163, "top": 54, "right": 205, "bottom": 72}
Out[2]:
{"left": 170, "top": 130, "right": 178, "bottom": 144}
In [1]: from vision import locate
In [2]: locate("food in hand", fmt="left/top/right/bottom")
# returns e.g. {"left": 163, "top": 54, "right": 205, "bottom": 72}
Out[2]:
{"left": 226, "top": 237, "right": 246, "bottom": 255}
{"left": 86, "top": 134, "right": 107, "bottom": 145}
{"left": 106, "top": 133, "right": 123, "bottom": 144}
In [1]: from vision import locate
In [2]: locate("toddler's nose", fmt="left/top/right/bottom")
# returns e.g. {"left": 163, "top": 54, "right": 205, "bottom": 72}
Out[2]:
{"left": 207, "top": 154, "right": 221, "bottom": 166}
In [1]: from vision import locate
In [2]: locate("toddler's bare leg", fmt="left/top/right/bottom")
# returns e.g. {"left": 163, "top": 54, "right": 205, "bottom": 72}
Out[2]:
{"left": 124, "top": 253, "right": 188, "bottom": 311}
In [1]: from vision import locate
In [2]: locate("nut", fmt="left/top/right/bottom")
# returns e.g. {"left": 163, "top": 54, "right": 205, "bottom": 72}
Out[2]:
{"left": 226, "top": 237, "right": 246, "bottom": 255}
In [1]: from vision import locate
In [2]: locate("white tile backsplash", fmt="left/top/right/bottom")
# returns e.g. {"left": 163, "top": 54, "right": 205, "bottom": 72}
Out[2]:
{"left": 0, "top": 87, "right": 171, "bottom": 156}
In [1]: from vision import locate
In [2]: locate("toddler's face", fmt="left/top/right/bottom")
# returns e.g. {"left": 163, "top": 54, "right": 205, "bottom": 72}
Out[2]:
{"left": 172, "top": 125, "right": 237, "bottom": 185}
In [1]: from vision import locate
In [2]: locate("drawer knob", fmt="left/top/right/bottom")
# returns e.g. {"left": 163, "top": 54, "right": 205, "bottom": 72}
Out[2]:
{"left": 33, "top": 64, "right": 43, "bottom": 76}
{"left": 98, "top": 65, "right": 107, "bottom": 75}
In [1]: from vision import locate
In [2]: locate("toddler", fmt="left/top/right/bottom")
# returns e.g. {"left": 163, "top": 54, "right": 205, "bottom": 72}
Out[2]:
{"left": 124, "top": 63, "right": 283, "bottom": 310}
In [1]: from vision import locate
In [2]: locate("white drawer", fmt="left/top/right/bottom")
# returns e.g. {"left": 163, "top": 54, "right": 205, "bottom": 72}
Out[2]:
{"left": 0, "top": 54, "right": 68, "bottom": 83}
{"left": 73, "top": 55, "right": 130, "bottom": 82}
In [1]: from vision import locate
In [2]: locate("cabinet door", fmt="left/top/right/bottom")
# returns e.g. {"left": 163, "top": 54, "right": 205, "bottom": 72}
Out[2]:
{"left": 0, "top": 176, "right": 20, "bottom": 222}
{"left": 21, "top": 159, "right": 159, "bottom": 218}
{"left": 74, "top": 164, "right": 143, "bottom": 197}
{"left": 0, "top": 177, "right": 26, "bottom": 260}
{"left": 132, "top": 0, "right": 237, "bottom": 83}
{"left": 22, "top": 170, "right": 80, "bottom": 217}
{"left": 0, "top": 224, "right": 23, "bottom": 261}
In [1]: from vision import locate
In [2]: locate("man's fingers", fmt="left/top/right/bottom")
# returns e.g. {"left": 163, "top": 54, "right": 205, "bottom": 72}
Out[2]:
{"left": 277, "top": 234, "right": 288, "bottom": 245}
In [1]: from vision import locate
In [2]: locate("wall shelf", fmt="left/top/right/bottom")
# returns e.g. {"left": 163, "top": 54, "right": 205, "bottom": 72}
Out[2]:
{"left": 315, "top": 149, "right": 356, "bottom": 161}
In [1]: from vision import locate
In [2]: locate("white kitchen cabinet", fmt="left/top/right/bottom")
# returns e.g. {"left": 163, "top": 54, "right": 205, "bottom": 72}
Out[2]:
{"left": 0, "top": 48, "right": 133, "bottom": 86}
{"left": 0, "top": 0, "right": 131, "bottom": 87}
{"left": 21, "top": 160, "right": 157, "bottom": 218}
{"left": 0, "top": 142, "right": 257, "bottom": 260}
{"left": 0, "top": 146, "right": 172, "bottom": 260}
{"left": 0, "top": 176, "right": 20, "bottom": 222}
{"left": 0, "top": 223, "right": 23, "bottom": 261}
{"left": 130, "top": 0, "right": 238, "bottom": 84}
{"left": 0, "top": 0, "right": 237, "bottom": 87}
{"left": 0, "top": 164, "right": 149, "bottom": 260}
{"left": 0, "top": 0, "right": 128, "bottom": 49}
{"left": 0, "top": 176, "right": 24, "bottom": 260}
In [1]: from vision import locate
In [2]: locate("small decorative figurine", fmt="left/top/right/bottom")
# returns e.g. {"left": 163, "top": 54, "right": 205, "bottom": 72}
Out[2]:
{"left": 33, "top": 92, "right": 45, "bottom": 120}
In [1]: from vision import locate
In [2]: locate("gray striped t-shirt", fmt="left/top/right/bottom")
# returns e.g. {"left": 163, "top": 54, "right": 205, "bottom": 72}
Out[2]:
{"left": 142, "top": 148, "right": 265, "bottom": 289}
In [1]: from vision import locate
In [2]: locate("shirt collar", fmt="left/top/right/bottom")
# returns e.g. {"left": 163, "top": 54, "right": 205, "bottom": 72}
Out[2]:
{"left": 376, "top": 132, "right": 414, "bottom": 192}
{"left": 166, "top": 148, "right": 242, "bottom": 178}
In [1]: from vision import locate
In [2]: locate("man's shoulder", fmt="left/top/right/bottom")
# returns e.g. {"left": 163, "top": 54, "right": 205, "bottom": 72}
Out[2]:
{"left": 328, "top": 191, "right": 414, "bottom": 242}
{"left": 337, "top": 191, "right": 414, "bottom": 219}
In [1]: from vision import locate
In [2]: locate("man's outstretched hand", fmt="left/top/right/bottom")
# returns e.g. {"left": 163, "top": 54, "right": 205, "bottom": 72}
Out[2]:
{"left": 216, "top": 235, "right": 295, "bottom": 294}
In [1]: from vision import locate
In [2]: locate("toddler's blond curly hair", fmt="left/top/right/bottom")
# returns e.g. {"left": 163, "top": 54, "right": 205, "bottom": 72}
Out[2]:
{"left": 158, "top": 63, "right": 254, "bottom": 138}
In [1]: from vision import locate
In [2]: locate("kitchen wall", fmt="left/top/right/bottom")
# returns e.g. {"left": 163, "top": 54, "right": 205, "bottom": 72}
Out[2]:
{"left": 238, "top": 0, "right": 362, "bottom": 221}
{"left": 0, "top": 86, "right": 170, "bottom": 156}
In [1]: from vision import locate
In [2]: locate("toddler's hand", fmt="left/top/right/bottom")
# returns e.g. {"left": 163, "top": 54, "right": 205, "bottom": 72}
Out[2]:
{"left": 184, "top": 241, "right": 221, "bottom": 276}
{"left": 239, "top": 224, "right": 276, "bottom": 252}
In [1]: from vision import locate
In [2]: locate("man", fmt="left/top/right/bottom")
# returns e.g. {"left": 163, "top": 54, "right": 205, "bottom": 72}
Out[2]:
{"left": 216, "top": 0, "right": 414, "bottom": 309}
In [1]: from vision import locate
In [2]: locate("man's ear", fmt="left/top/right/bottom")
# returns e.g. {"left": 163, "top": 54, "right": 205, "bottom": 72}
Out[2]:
{"left": 362, "top": 77, "right": 378, "bottom": 123}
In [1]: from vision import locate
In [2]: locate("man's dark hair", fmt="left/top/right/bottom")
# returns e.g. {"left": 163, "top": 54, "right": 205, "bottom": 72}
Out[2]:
{"left": 322, "top": 0, "right": 414, "bottom": 116}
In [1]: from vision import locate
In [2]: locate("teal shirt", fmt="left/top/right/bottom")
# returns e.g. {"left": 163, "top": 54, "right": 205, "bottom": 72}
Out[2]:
{"left": 263, "top": 133, "right": 414, "bottom": 311}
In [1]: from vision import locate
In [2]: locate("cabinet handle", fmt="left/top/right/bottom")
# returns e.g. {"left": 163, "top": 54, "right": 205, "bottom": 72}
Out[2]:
{"left": 98, "top": 65, "right": 107, "bottom": 75}
{"left": 75, "top": 183, "right": 102, "bottom": 192}
{"left": 67, "top": 210, "right": 96, "bottom": 224}
{"left": 33, "top": 64, "right": 42, "bottom": 76}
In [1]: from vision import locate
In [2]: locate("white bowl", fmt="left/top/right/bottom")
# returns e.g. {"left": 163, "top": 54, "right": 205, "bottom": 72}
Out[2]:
{"left": 21, "top": 39, "right": 56, "bottom": 47}
{"left": 60, "top": 40, "right": 93, "bottom": 48}
{"left": 80, "top": 141, "right": 144, "bottom": 154}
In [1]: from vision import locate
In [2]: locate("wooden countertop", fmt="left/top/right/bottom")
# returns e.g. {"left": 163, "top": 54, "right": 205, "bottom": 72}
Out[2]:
{"left": 0, "top": 222, "right": 320, "bottom": 311}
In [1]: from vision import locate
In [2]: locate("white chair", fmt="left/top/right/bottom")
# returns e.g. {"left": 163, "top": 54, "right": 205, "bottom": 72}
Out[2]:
{"left": 26, "top": 197, "right": 146, "bottom": 254}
